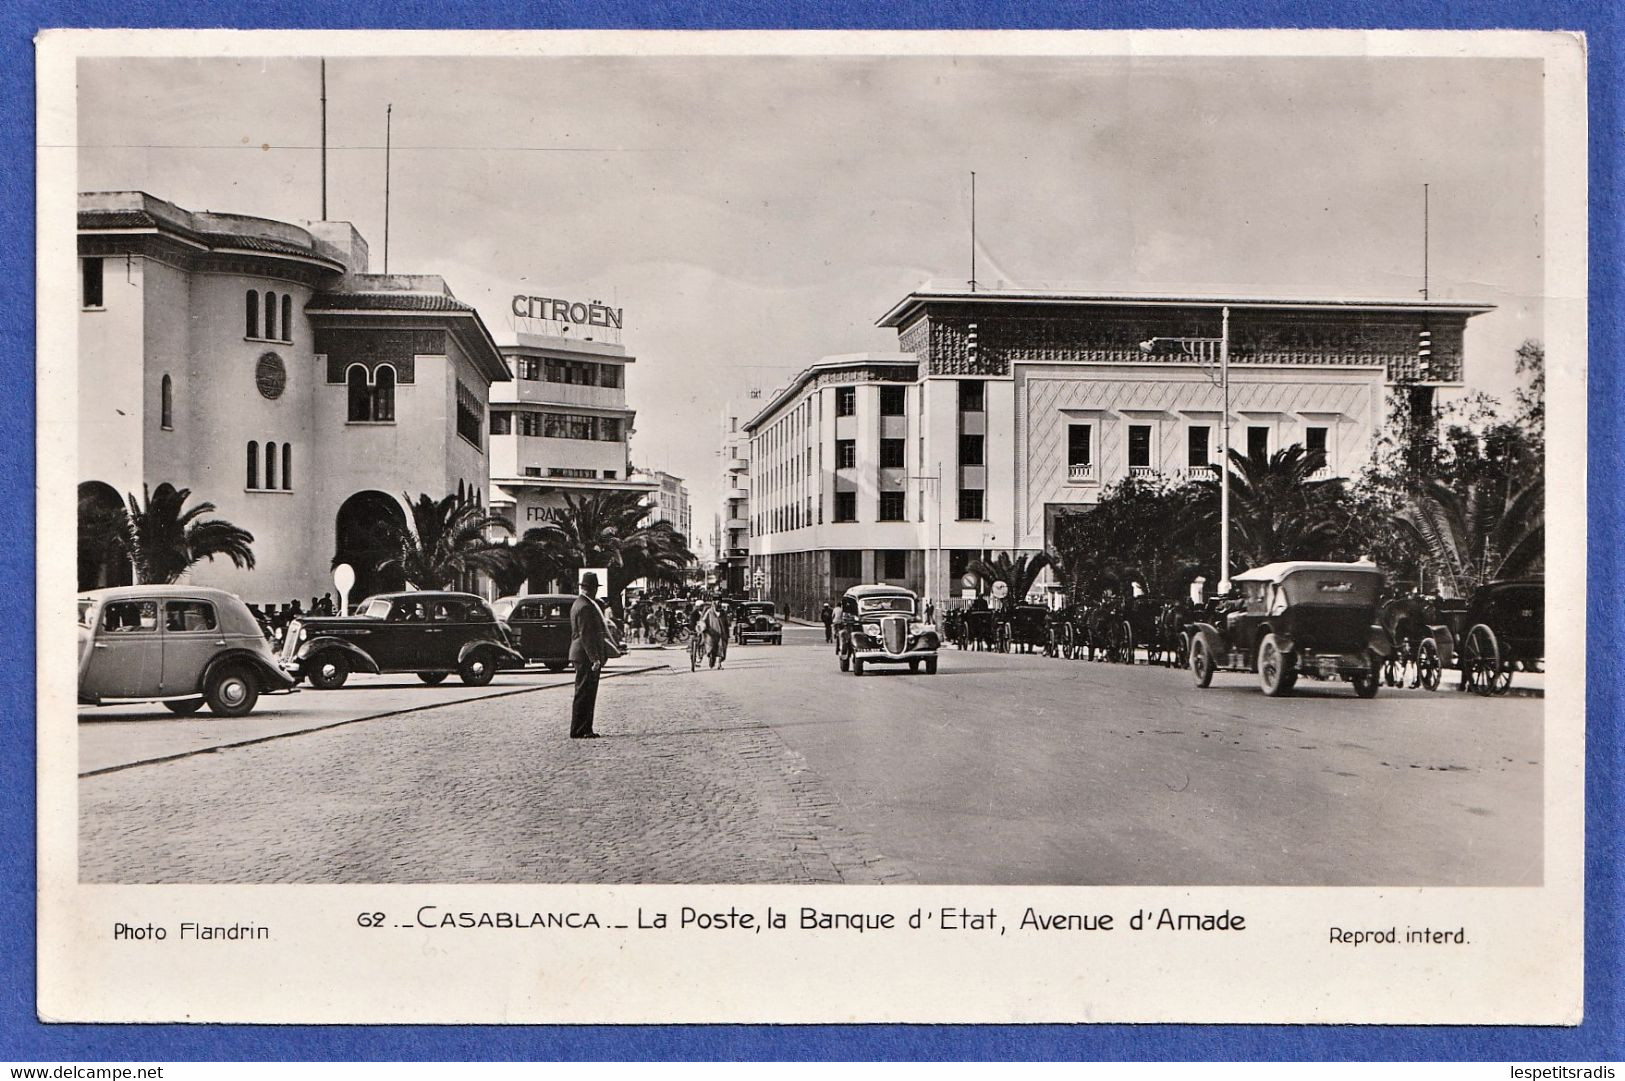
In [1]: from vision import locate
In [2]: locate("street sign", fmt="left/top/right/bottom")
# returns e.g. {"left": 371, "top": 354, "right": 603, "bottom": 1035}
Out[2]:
{"left": 753, "top": 570, "right": 765, "bottom": 586}
{"left": 332, "top": 563, "right": 355, "bottom": 615}
{"left": 991, "top": 581, "right": 1009, "bottom": 600}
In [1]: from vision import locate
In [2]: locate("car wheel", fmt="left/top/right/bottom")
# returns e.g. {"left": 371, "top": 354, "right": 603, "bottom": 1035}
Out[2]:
{"left": 925, "top": 656, "right": 938, "bottom": 675}
{"left": 852, "top": 658, "right": 864, "bottom": 676}
{"left": 417, "top": 672, "right": 449, "bottom": 685}
{"left": 1352, "top": 667, "right": 1380, "bottom": 699}
{"left": 204, "top": 665, "right": 259, "bottom": 717}
{"left": 909, "top": 660, "right": 920, "bottom": 673}
{"left": 164, "top": 698, "right": 205, "bottom": 716}
{"left": 308, "top": 653, "right": 349, "bottom": 690}
{"left": 838, "top": 649, "right": 850, "bottom": 672}
{"left": 544, "top": 660, "right": 568, "bottom": 673}
{"left": 1258, "top": 634, "right": 1295, "bottom": 697}
{"left": 459, "top": 649, "right": 497, "bottom": 687}
{"left": 1191, "top": 640, "right": 1214, "bottom": 688}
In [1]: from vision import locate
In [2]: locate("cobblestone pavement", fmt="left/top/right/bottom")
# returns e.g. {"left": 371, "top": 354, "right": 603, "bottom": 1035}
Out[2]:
{"left": 79, "top": 665, "right": 914, "bottom": 885}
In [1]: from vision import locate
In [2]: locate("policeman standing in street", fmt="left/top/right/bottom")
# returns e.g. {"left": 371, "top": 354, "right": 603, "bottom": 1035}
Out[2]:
{"left": 820, "top": 601, "right": 835, "bottom": 643}
{"left": 569, "top": 572, "right": 620, "bottom": 739}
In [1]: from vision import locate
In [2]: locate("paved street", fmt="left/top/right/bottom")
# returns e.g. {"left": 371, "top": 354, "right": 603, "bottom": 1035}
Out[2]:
{"left": 79, "top": 626, "right": 1541, "bottom": 886}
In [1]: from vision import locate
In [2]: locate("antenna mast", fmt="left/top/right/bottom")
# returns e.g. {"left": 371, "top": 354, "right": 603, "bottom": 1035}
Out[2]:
{"left": 319, "top": 60, "right": 328, "bottom": 220}
{"left": 1422, "top": 182, "right": 1429, "bottom": 300}
{"left": 969, "top": 171, "right": 978, "bottom": 292}
{"left": 383, "top": 104, "right": 393, "bottom": 273}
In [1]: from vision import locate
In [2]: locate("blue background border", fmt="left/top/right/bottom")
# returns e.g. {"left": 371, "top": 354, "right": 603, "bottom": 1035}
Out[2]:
{"left": 3, "top": 1, "right": 1617, "bottom": 1061}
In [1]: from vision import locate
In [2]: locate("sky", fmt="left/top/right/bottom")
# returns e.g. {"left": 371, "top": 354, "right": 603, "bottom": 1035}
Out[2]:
{"left": 77, "top": 50, "right": 1546, "bottom": 544}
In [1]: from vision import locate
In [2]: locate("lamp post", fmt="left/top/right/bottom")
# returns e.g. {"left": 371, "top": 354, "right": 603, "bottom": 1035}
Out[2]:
{"left": 909, "top": 462, "right": 943, "bottom": 616}
{"left": 1139, "top": 305, "right": 1233, "bottom": 594}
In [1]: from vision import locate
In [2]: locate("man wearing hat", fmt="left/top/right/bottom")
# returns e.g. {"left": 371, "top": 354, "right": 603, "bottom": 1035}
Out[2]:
{"left": 569, "top": 571, "right": 619, "bottom": 739}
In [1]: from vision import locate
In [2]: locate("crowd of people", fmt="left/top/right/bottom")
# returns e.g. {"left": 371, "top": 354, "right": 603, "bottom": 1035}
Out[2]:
{"left": 247, "top": 593, "right": 337, "bottom": 645}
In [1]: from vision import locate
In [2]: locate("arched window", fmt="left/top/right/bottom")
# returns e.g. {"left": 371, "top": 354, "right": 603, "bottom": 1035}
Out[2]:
{"left": 347, "top": 366, "right": 371, "bottom": 422}
{"left": 246, "top": 290, "right": 259, "bottom": 338}
{"left": 264, "top": 292, "right": 278, "bottom": 342}
{"left": 371, "top": 366, "right": 396, "bottom": 422}
{"left": 265, "top": 441, "right": 278, "bottom": 490}
{"left": 160, "top": 374, "right": 173, "bottom": 429}
{"left": 280, "top": 294, "right": 293, "bottom": 343}
{"left": 246, "top": 441, "right": 259, "bottom": 488}
{"left": 282, "top": 443, "right": 292, "bottom": 490}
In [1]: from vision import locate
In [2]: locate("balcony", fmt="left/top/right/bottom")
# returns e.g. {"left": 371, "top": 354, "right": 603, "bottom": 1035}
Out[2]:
{"left": 1128, "top": 465, "right": 1159, "bottom": 479}
{"left": 1184, "top": 464, "right": 1216, "bottom": 481}
{"left": 725, "top": 515, "right": 748, "bottom": 530}
{"left": 727, "top": 457, "right": 749, "bottom": 473}
{"left": 725, "top": 547, "right": 749, "bottom": 560}
{"left": 1066, "top": 462, "right": 1096, "bottom": 483}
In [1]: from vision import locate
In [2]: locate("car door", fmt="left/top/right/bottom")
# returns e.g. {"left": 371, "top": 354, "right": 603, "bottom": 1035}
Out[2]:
{"left": 434, "top": 599, "right": 482, "bottom": 661}
{"left": 540, "top": 602, "right": 572, "bottom": 662}
{"left": 506, "top": 600, "right": 542, "bottom": 659}
{"left": 81, "top": 599, "right": 162, "bottom": 699}
{"left": 160, "top": 599, "right": 223, "bottom": 695}
{"left": 374, "top": 599, "right": 429, "bottom": 669}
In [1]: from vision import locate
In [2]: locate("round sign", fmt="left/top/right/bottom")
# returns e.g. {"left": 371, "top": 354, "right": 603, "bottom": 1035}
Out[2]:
{"left": 332, "top": 562, "right": 355, "bottom": 600}
{"left": 255, "top": 352, "right": 287, "bottom": 399}
{"left": 991, "top": 581, "right": 1009, "bottom": 600}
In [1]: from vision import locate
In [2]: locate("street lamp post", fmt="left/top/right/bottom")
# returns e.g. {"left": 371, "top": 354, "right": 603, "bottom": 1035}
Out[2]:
{"left": 909, "top": 462, "right": 943, "bottom": 617}
{"left": 1139, "top": 305, "right": 1233, "bottom": 594}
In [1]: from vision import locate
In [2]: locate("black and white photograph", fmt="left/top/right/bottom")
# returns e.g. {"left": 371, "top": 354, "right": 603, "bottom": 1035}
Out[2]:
{"left": 39, "top": 29, "right": 1585, "bottom": 1024}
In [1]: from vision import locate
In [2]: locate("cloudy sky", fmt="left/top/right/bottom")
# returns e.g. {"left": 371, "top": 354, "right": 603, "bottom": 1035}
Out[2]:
{"left": 78, "top": 48, "right": 1545, "bottom": 540}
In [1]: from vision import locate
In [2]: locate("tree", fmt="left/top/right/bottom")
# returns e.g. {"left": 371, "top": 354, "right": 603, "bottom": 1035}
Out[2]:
{"left": 518, "top": 490, "right": 694, "bottom": 618}
{"left": 1192, "top": 444, "right": 1354, "bottom": 568}
{"left": 376, "top": 492, "right": 513, "bottom": 590}
{"left": 1055, "top": 474, "right": 1210, "bottom": 597}
{"left": 110, "top": 482, "right": 256, "bottom": 585}
{"left": 1395, "top": 476, "right": 1544, "bottom": 596}
{"left": 964, "top": 551, "right": 1054, "bottom": 604}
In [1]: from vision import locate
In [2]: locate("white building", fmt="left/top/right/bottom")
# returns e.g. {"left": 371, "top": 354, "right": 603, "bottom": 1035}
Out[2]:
{"left": 77, "top": 191, "right": 509, "bottom": 606}
{"left": 632, "top": 469, "right": 692, "bottom": 548}
{"left": 716, "top": 396, "right": 757, "bottom": 595}
{"left": 746, "top": 288, "right": 1492, "bottom": 615}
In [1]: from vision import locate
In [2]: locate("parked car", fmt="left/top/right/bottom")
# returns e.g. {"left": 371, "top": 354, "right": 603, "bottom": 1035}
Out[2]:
{"left": 281, "top": 591, "right": 526, "bottom": 688}
{"left": 1186, "top": 562, "right": 1392, "bottom": 697}
{"left": 492, "top": 593, "right": 575, "bottom": 671}
{"left": 834, "top": 584, "right": 940, "bottom": 675}
{"left": 78, "top": 585, "right": 296, "bottom": 717}
{"left": 733, "top": 601, "right": 784, "bottom": 645}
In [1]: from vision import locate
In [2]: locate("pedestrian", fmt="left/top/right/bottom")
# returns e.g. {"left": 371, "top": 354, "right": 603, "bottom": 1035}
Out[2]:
{"left": 568, "top": 571, "right": 620, "bottom": 739}
{"left": 924, "top": 599, "right": 936, "bottom": 624}
{"left": 318, "top": 592, "right": 335, "bottom": 616}
{"left": 820, "top": 601, "right": 834, "bottom": 643}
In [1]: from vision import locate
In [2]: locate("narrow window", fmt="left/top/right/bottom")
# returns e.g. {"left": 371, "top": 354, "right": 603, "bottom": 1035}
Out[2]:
{"left": 490, "top": 411, "right": 512, "bottom": 435}
{"left": 834, "top": 491, "right": 857, "bottom": 522}
{"left": 282, "top": 443, "right": 292, "bottom": 490}
{"left": 960, "top": 432, "right": 985, "bottom": 467}
{"left": 246, "top": 290, "right": 259, "bottom": 337}
{"left": 957, "top": 488, "right": 984, "bottom": 521}
{"left": 836, "top": 439, "right": 856, "bottom": 470}
{"left": 372, "top": 367, "right": 396, "bottom": 422}
{"left": 265, "top": 441, "right": 278, "bottom": 490}
{"left": 264, "top": 292, "right": 278, "bottom": 341}
{"left": 82, "top": 258, "right": 105, "bottom": 309}
{"left": 958, "top": 380, "right": 985, "bottom": 412}
{"left": 246, "top": 441, "right": 259, "bottom": 488}
{"left": 882, "top": 549, "right": 907, "bottom": 579}
{"left": 1067, "top": 424, "right": 1093, "bottom": 481}
{"left": 160, "top": 374, "right": 173, "bottom": 430}
{"left": 1247, "top": 425, "right": 1270, "bottom": 460}
{"left": 281, "top": 294, "right": 293, "bottom": 343}
{"left": 836, "top": 387, "right": 856, "bottom": 417}
{"left": 878, "top": 491, "right": 906, "bottom": 521}
{"left": 1305, "top": 426, "right": 1328, "bottom": 457}
{"left": 1187, "top": 425, "right": 1211, "bottom": 468}
{"left": 347, "top": 367, "right": 371, "bottom": 422}
{"left": 879, "top": 438, "right": 906, "bottom": 468}
{"left": 1128, "top": 425, "right": 1152, "bottom": 469}
{"left": 879, "top": 385, "right": 906, "bottom": 416}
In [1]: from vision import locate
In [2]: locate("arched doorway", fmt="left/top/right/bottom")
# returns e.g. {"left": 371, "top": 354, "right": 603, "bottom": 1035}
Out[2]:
{"left": 333, "top": 491, "right": 408, "bottom": 605}
{"left": 78, "top": 481, "right": 131, "bottom": 590}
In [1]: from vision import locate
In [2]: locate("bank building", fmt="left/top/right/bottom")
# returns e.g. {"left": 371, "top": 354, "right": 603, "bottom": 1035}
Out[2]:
{"left": 744, "top": 286, "right": 1492, "bottom": 618}
{"left": 76, "top": 191, "right": 510, "bottom": 605}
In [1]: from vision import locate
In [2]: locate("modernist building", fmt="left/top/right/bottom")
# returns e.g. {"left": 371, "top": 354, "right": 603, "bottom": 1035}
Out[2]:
{"left": 633, "top": 469, "right": 693, "bottom": 548}
{"left": 77, "top": 191, "right": 509, "bottom": 606}
{"left": 486, "top": 333, "right": 655, "bottom": 538}
{"left": 746, "top": 288, "right": 1491, "bottom": 615}
{"left": 716, "top": 396, "right": 756, "bottom": 595}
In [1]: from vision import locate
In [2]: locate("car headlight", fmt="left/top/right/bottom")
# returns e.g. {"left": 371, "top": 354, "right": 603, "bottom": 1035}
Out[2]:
{"left": 909, "top": 621, "right": 925, "bottom": 634}
{"left": 862, "top": 622, "right": 881, "bottom": 636}
{"left": 288, "top": 619, "right": 303, "bottom": 643}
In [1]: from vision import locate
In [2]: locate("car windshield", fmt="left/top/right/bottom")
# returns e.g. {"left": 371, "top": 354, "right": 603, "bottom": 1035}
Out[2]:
{"left": 857, "top": 596, "right": 915, "bottom": 615}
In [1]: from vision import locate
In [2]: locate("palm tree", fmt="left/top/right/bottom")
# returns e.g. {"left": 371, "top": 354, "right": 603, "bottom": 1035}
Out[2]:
{"left": 1396, "top": 477, "right": 1543, "bottom": 597}
{"left": 965, "top": 551, "right": 1054, "bottom": 605}
{"left": 114, "top": 482, "right": 256, "bottom": 585}
{"left": 519, "top": 490, "right": 694, "bottom": 617}
{"left": 1191, "top": 444, "right": 1348, "bottom": 567}
{"left": 377, "top": 493, "right": 514, "bottom": 590}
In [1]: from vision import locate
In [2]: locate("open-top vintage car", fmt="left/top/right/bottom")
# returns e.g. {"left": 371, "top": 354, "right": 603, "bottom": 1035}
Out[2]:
{"left": 1187, "top": 562, "right": 1392, "bottom": 698}
{"left": 834, "top": 584, "right": 940, "bottom": 675}
{"left": 491, "top": 593, "right": 576, "bottom": 671}
{"left": 78, "top": 585, "right": 296, "bottom": 716}
{"left": 733, "top": 600, "right": 783, "bottom": 645}
{"left": 282, "top": 591, "right": 526, "bottom": 688}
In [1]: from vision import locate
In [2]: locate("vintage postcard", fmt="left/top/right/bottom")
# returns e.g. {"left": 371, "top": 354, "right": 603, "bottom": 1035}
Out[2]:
{"left": 36, "top": 28, "right": 1585, "bottom": 1024}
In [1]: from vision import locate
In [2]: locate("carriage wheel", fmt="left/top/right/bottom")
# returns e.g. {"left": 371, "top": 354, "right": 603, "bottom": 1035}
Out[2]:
{"left": 1061, "top": 623, "right": 1076, "bottom": 660}
{"left": 1177, "top": 631, "right": 1192, "bottom": 670}
{"left": 997, "top": 623, "right": 1012, "bottom": 654}
{"left": 1461, "top": 624, "right": 1500, "bottom": 697}
{"left": 1416, "top": 637, "right": 1442, "bottom": 692}
{"left": 1120, "top": 620, "right": 1136, "bottom": 664}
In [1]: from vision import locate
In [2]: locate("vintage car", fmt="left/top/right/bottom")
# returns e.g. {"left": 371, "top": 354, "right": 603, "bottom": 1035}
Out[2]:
{"left": 78, "top": 585, "right": 296, "bottom": 716}
{"left": 834, "top": 584, "right": 940, "bottom": 675}
{"left": 281, "top": 591, "right": 526, "bottom": 688}
{"left": 1187, "top": 562, "right": 1392, "bottom": 698}
{"left": 492, "top": 593, "right": 575, "bottom": 670}
{"left": 733, "top": 601, "right": 784, "bottom": 645}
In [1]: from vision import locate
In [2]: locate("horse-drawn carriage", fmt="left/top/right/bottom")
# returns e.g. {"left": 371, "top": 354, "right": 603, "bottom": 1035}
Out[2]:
{"left": 996, "top": 603, "right": 1052, "bottom": 653}
{"left": 1376, "top": 593, "right": 1456, "bottom": 691}
{"left": 1445, "top": 578, "right": 1544, "bottom": 696}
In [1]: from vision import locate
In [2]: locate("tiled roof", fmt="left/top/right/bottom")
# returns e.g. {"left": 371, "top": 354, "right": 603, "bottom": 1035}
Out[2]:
{"left": 306, "top": 292, "right": 476, "bottom": 313}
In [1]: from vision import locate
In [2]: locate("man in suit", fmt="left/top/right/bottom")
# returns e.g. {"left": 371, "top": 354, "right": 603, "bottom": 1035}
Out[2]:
{"left": 569, "top": 572, "right": 619, "bottom": 739}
